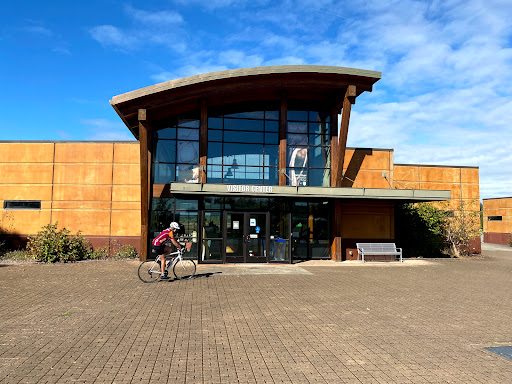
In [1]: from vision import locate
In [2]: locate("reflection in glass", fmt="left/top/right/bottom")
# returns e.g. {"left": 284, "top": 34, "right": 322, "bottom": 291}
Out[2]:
{"left": 209, "top": 130, "right": 222, "bottom": 141}
{"left": 223, "top": 144, "right": 264, "bottom": 166}
{"left": 265, "top": 110, "right": 279, "bottom": 120}
{"left": 151, "top": 197, "right": 174, "bottom": 212}
{"left": 309, "top": 122, "right": 330, "bottom": 135}
{"left": 224, "top": 118, "right": 264, "bottom": 131}
{"left": 175, "top": 210, "right": 198, "bottom": 234}
{"left": 225, "top": 111, "right": 265, "bottom": 119}
{"left": 287, "top": 133, "right": 308, "bottom": 145}
{"left": 154, "top": 140, "right": 176, "bottom": 163}
{"left": 224, "top": 130, "right": 264, "bottom": 144}
{"left": 175, "top": 198, "right": 198, "bottom": 210}
{"left": 265, "top": 167, "right": 279, "bottom": 185}
{"left": 153, "top": 163, "right": 175, "bottom": 184}
{"left": 156, "top": 127, "right": 176, "bottom": 139}
{"left": 309, "top": 146, "right": 330, "bottom": 168}
{"left": 288, "top": 110, "right": 309, "bottom": 121}
{"left": 202, "top": 239, "right": 222, "bottom": 261}
{"left": 207, "top": 165, "right": 222, "bottom": 183}
{"left": 309, "top": 133, "right": 330, "bottom": 146}
{"left": 177, "top": 128, "right": 199, "bottom": 140}
{"left": 287, "top": 121, "right": 307, "bottom": 133}
{"left": 265, "top": 145, "right": 279, "bottom": 166}
{"left": 208, "top": 117, "right": 223, "bottom": 129}
{"left": 308, "top": 111, "right": 330, "bottom": 123}
{"left": 178, "top": 118, "right": 200, "bottom": 128}
{"left": 204, "top": 196, "right": 223, "bottom": 210}
{"left": 309, "top": 168, "right": 330, "bottom": 187}
{"left": 177, "top": 141, "right": 199, "bottom": 164}
{"left": 207, "top": 142, "right": 223, "bottom": 164}
{"left": 264, "top": 132, "right": 279, "bottom": 144}
{"left": 265, "top": 120, "right": 279, "bottom": 131}
{"left": 204, "top": 211, "right": 222, "bottom": 238}
{"left": 177, "top": 164, "right": 199, "bottom": 183}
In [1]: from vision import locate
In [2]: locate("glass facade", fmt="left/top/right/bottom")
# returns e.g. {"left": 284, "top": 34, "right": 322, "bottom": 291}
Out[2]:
{"left": 207, "top": 110, "right": 279, "bottom": 185}
{"left": 287, "top": 110, "right": 331, "bottom": 187}
{"left": 150, "top": 105, "right": 333, "bottom": 263}
{"left": 153, "top": 113, "right": 201, "bottom": 184}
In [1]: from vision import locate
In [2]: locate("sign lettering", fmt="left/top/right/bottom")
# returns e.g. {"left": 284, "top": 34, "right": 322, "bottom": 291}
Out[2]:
{"left": 226, "top": 185, "right": 273, "bottom": 193}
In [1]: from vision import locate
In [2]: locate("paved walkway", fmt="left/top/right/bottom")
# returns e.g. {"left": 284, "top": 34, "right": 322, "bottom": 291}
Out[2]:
{"left": 1, "top": 247, "right": 511, "bottom": 383}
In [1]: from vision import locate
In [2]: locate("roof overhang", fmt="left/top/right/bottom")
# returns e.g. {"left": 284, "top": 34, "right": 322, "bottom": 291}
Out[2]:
{"left": 169, "top": 183, "right": 451, "bottom": 202}
{"left": 110, "top": 65, "right": 382, "bottom": 139}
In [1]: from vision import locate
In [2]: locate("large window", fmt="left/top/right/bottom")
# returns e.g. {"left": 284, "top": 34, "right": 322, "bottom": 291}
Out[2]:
{"left": 207, "top": 110, "right": 279, "bottom": 185}
{"left": 150, "top": 197, "right": 199, "bottom": 258}
{"left": 287, "top": 110, "right": 331, "bottom": 187}
{"left": 153, "top": 113, "right": 200, "bottom": 184}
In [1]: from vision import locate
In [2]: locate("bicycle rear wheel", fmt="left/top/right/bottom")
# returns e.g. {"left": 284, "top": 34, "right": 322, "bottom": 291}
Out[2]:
{"left": 138, "top": 260, "right": 161, "bottom": 283}
{"left": 172, "top": 259, "right": 196, "bottom": 280}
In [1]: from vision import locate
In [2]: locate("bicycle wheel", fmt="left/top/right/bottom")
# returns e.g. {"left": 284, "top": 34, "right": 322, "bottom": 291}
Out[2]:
{"left": 138, "top": 260, "right": 161, "bottom": 283}
{"left": 172, "top": 259, "right": 196, "bottom": 280}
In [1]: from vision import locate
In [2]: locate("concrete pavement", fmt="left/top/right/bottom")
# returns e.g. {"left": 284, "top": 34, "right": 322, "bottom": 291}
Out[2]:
{"left": 0, "top": 246, "right": 511, "bottom": 383}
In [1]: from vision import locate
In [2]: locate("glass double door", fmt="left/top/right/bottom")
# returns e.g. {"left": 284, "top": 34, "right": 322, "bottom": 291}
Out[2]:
{"left": 225, "top": 211, "right": 269, "bottom": 263}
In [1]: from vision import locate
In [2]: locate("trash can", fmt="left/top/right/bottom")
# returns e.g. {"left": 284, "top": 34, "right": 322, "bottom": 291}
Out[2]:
{"left": 270, "top": 237, "right": 287, "bottom": 261}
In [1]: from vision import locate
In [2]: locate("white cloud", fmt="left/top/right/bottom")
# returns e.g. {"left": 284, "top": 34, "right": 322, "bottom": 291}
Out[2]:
{"left": 89, "top": 25, "right": 135, "bottom": 47}
{"left": 81, "top": 119, "right": 135, "bottom": 141}
{"left": 24, "top": 25, "right": 53, "bottom": 37}
{"left": 218, "top": 50, "right": 263, "bottom": 67}
{"left": 126, "top": 5, "right": 183, "bottom": 25}
{"left": 89, "top": 6, "right": 185, "bottom": 51}
{"left": 173, "top": 0, "right": 267, "bottom": 9}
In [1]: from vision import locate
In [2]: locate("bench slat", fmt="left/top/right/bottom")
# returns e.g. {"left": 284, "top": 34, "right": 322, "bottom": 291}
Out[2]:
{"left": 356, "top": 243, "right": 403, "bottom": 263}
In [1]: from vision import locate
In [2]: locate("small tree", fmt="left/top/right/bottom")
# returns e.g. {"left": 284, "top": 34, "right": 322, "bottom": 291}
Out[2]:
{"left": 441, "top": 200, "right": 481, "bottom": 257}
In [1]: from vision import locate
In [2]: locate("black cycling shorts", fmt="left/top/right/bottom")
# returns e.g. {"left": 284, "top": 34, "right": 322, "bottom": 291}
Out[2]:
{"left": 151, "top": 244, "right": 165, "bottom": 255}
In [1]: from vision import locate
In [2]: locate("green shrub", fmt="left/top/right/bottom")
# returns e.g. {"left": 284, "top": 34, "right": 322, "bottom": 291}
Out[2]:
{"left": 26, "top": 223, "right": 92, "bottom": 263}
{"left": 0, "top": 249, "right": 31, "bottom": 261}
{"left": 90, "top": 240, "right": 138, "bottom": 260}
{"left": 395, "top": 203, "right": 447, "bottom": 258}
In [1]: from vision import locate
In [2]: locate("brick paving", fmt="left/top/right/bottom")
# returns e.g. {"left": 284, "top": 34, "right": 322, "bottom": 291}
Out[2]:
{"left": 0, "top": 247, "right": 511, "bottom": 383}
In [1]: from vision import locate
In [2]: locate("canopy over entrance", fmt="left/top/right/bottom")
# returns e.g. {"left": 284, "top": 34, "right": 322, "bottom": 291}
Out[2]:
{"left": 169, "top": 182, "right": 451, "bottom": 202}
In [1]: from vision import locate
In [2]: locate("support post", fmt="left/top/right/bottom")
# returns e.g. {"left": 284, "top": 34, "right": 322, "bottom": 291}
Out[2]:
{"left": 138, "top": 109, "right": 151, "bottom": 261}
{"left": 336, "top": 85, "right": 356, "bottom": 187}
{"left": 331, "top": 200, "right": 343, "bottom": 261}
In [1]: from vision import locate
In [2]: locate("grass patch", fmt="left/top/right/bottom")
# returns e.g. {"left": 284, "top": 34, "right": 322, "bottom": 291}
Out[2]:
{"left": 59, "top": 311, "right": 72, "bottom": 317}
{"left": 0, "top": 250, "right": 32, "bottom": 261}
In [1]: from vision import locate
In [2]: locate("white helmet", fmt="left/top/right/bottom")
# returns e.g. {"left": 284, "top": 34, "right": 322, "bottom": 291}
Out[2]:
{"left": 169, "top": 222, "right": 180, "bottom": 230}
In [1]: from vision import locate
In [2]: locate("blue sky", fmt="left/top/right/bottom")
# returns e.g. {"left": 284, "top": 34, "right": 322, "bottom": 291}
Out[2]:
{"left": 2, "top": 0, "right": 511, "bottom": 199}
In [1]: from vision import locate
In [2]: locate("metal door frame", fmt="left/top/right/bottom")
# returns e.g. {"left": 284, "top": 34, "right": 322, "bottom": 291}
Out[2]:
{"left": 223, "top": 210, "right": 269, "bottom": 263}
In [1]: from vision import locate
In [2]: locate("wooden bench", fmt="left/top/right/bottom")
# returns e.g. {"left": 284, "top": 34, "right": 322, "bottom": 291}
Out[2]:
{"left": 356, "top": 243, "right": 403, "bottom": 263}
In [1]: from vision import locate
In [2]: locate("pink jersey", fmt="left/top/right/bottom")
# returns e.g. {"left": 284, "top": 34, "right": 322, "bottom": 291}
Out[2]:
{"left": 152, "top": 228, "right": 174, "bottom": 246}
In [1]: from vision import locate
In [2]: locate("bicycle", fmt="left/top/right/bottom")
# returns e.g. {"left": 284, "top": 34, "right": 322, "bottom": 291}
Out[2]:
{"left": 138, "top": 245, "right": 196, "bottom": 283}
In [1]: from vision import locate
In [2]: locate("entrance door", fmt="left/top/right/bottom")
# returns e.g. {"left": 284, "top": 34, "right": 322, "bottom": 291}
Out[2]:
{"left": 225, "top": 211, "right": 269, "bottom": 263}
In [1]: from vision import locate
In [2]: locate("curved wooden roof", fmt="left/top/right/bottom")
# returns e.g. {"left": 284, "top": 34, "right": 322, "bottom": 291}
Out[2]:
{"left": 110, "top": 65, "right": 381, "bottom": 138}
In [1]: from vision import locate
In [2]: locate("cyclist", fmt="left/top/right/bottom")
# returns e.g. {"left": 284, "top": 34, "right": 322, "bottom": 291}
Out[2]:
{"left": 151, "top": 222, "right": 182, "bottom": 280}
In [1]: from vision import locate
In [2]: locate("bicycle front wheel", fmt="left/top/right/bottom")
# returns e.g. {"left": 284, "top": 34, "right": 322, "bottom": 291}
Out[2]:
{"left": 138, "top": 260, "right": 161, "bottom": 283}
{"left": 173, "top": 259, "right": 196, "bottom": 280}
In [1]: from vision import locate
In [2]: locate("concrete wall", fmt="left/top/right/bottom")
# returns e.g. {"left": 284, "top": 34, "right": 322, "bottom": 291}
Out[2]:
{"left": 0, "top": 142, "right": 140, "bottom": 251}
{"left": 393, "top": 164, "right": 480, "bottom": 211}
{"left": 342, "top": 148, "right": 393, "bottom": 189}
{"left": 483, "top": 197, "right": 512, "bottom": 245}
